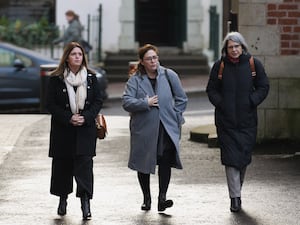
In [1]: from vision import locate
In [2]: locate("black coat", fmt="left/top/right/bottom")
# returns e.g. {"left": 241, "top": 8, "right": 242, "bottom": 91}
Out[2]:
{"left": 47, "top": 74, "right": 103, "bottom": 158}
{"left": 206, "top": 54, "right": 269, "bottom": 169}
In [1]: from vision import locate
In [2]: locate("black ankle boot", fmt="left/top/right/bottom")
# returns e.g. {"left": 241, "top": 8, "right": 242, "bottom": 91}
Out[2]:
{"left": 81, "top": 194, "right": 91, "bottom": 220}
{"left": 57, "top": 196, "right": 67, "bottom": 216}
{"left": 158, "top": 193, "right": 173, "bottom": 212}
{"left": 141, "top": 194, "right": 151, "bottom": 211}
{"left": 230, "top": 197, "right": 241, "bottom": 212}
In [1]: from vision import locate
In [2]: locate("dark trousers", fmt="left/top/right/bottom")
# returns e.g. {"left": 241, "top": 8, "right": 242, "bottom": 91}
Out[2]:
{"left": 138, "top": 143, "right": 175, "bottom": 199}
{"left": 50, "top": 156, "right": 94, "bottom": 199}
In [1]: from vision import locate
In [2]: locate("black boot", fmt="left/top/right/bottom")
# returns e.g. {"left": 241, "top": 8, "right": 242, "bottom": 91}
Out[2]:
{"left": 57, "top": 196, "right": 67, "bottom": 216}
{"left": 141, "top": 194, "right": 151, "bottom": 211}
{"left": 81, "top": 194, "right": 92, "bottom": 220}
{"left": 158, "top": 193, "right": 173, "bottom": 212}
{"left": 230, "top": 197, "right": 241, "bottom": 212}
{"left": 138, "top": 172, "right": 151, "bottom": 211}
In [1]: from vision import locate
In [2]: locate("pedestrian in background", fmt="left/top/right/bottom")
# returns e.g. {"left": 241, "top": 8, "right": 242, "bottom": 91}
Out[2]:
{"left": 122, "top": 44, "right": 188, "bottom": 212}
{"left": 53, "top": 10, "right": 83, "bottom": 46}
{"left": 53, "top": 10, "right": 92, "bottom": 54}
{"left": 47, "top": 42, "right": 102, "bottom": 220}
{"left": 206, "top": 32, "right": 269, "bottom": 212}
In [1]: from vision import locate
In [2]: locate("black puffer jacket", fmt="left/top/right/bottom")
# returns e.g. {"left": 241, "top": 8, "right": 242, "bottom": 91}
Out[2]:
{"left": 206, "top": 53, "right": 269, "bottom": 169}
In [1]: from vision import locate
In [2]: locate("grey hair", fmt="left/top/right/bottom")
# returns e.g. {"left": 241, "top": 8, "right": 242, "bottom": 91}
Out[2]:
{"left": 221, "top": 32, "right": 249, "bottom": 56}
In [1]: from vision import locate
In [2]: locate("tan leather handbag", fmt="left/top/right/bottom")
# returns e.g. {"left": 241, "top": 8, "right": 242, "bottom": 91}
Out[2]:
{"left": 95, "top": 114, "right": 107, "bottom": 139}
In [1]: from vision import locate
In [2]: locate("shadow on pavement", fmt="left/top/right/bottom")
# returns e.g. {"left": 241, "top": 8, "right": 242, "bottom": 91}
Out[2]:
{"left": 52, "top": 217, "right": 92, "bottom": 225}
{"left": 229, "top": 210, "right": 260, "bottom": 225}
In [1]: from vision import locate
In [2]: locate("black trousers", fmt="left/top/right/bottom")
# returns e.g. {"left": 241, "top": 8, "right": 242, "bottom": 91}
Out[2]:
{"left": 50, "top": 156, "right": 94, "bottom": 199}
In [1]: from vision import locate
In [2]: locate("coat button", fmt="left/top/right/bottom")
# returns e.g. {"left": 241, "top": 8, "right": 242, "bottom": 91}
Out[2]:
{"left": 86, "top": 101, "right": 90, "bottom": 105}
{"left": 66, "top": 104, "right": 69, "bottom": 108}
{"left": 63, "top": 88, "right": 66, "bottom": 92}
{"left": 87, "top": 86, "right": 91, "bottom": 89}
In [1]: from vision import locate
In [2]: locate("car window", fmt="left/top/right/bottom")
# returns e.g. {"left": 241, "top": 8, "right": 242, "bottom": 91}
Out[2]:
{"left": 0, "top": 48, "right": 14, "bottom": 66}
{"left": 0, "top": 47, "right": 33, "bottom": 67}
{"left": 16, "top": 53, "right": 32, "bottom": 67}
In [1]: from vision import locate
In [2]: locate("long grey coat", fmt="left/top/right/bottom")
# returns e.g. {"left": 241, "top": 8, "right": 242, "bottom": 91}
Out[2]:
{"left": 122, "top": 66, "right": 188, "bottom": 174}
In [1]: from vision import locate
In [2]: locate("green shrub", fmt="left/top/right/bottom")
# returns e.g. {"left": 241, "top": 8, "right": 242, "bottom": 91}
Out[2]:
{"left": 0, "top": 16, "right": 59, "bottom": 47}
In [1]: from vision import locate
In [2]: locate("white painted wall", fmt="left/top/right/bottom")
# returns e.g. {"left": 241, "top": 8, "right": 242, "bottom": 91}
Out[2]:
{"left": 55, "top": 0, "right": 220, "bottom": 61}
{"left": 56, "top": 0, "right": 121, "bottom": 53}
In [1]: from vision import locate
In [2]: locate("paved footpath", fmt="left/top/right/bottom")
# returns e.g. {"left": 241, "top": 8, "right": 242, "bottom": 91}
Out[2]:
{"left": 0, "top": 114, "right": 299, "bottom": 225}
{"left": 0, "top": 76, "right": 299, "bottom": 224}
{"left": 0, "top": 115, "right": 46, "bottom": 165}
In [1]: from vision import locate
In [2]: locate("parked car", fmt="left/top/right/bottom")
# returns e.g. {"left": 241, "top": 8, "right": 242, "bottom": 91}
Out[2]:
{"left": 0, "top": 42, "right": 108, "bottom": 110}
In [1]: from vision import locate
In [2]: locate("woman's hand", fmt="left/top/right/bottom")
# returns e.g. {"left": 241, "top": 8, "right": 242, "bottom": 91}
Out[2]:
{"left": 70, "top": 114, "right": 85, "bottom": 126}
{"left": 147, "top": 95, "right": 159, "bottom": 107}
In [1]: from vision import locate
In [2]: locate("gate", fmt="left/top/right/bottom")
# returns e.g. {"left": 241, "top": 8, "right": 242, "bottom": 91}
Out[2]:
{"left": 86, "top": 4, "right": 103, "bottom": 63}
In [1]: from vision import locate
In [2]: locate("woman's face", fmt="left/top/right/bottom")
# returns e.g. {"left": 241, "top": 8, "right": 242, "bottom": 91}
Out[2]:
{"left": 66, "top": 15, "right": 74, "bottom": 22}
{"left": 227, "top": 40, "right": 242, "bottom": 58}
{"left": 67, "top": 47, "right": 83, "bottom": 69}
{"left": 141, "top": 49, "right": 159, "bottom": 73}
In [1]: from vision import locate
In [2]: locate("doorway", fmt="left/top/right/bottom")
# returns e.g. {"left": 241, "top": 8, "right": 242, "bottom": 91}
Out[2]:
{"left": 135, "top": 0, "right": 186, "bottom": 48}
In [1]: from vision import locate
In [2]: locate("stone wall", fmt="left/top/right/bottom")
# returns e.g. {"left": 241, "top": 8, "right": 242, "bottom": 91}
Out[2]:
{"left": 239, "top": 0, "right": 300, "bottom": 141}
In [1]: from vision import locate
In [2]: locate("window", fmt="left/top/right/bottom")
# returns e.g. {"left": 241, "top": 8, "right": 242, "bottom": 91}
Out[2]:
{"left": 0, "top": 48, "right": 14, "bottom": 67}
{"left": 0, "top": 48, "right": 32, "bottom": 67}
{"left": 16, "top": 54, "right": 32, "bottom": 67}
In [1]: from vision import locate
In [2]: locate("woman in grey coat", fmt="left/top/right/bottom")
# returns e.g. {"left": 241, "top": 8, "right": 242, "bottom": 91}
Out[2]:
{"left": 53, "top": 10, "right": 83, "bottom": 47}
{"left": 122, "top": 44, "right": 188, "bottom": 212}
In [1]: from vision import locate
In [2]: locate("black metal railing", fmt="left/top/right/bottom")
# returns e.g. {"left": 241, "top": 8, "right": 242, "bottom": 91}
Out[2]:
{"left": 209, "top": 6, "right": 219, "bottom": 61}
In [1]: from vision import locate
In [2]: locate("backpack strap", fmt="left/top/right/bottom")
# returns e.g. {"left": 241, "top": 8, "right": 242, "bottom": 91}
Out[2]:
{"left": 217, "top": 56, "right": 256, "bottom": 80}
{"left": 218, "top": 60, "right": 224, "bottom": 80}
{"left": 165, "top": 69, "right": 174, "bottom": 97}
{"left": 249, "top": 56, "right": 256, "bottom": 78}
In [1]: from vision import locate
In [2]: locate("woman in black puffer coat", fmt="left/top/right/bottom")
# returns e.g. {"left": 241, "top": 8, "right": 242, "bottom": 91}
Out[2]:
{"left": 206, "top": 32, "right": 269, "bottom": 213}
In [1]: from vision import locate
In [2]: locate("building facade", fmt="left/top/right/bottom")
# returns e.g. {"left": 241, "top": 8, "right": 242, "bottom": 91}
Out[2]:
{"left": 53, "top": 0, "right": 220, "bottom": 60}
{"left": 238, "top": 0, "right": 300, "bottom": 142}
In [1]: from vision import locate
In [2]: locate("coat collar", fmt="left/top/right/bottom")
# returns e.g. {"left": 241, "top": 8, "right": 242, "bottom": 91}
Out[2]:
{"left": 138, "top": 74, "right": 155, "bottom": 96}
{"left": 222, "top": 53, "right": 251, "bottom": 65}
{"left": 135, "top": 65, "right": 166, "bottom": 95}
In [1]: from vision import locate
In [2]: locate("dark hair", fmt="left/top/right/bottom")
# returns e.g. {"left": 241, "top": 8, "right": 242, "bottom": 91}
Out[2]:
{"left": 221, "top": 32, "right": 249, "bottom": 56}
{"left": 129, "top": 44, "right": 159, "bottom": 76}
{"left": 65, "top": 10, "right": 79, "bottom": 20}
{"left": 50, "top": 42, "right": 94, "bottom": 77}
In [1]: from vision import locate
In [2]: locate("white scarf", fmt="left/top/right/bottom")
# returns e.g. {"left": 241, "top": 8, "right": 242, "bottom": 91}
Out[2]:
{"left": 64, "top": 67, "right": 87, "bottom": 114}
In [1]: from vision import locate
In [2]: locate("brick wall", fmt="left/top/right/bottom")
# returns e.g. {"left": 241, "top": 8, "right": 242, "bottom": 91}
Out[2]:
{"left": 267, "top": 0, "right": 300, "bottom": 55}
